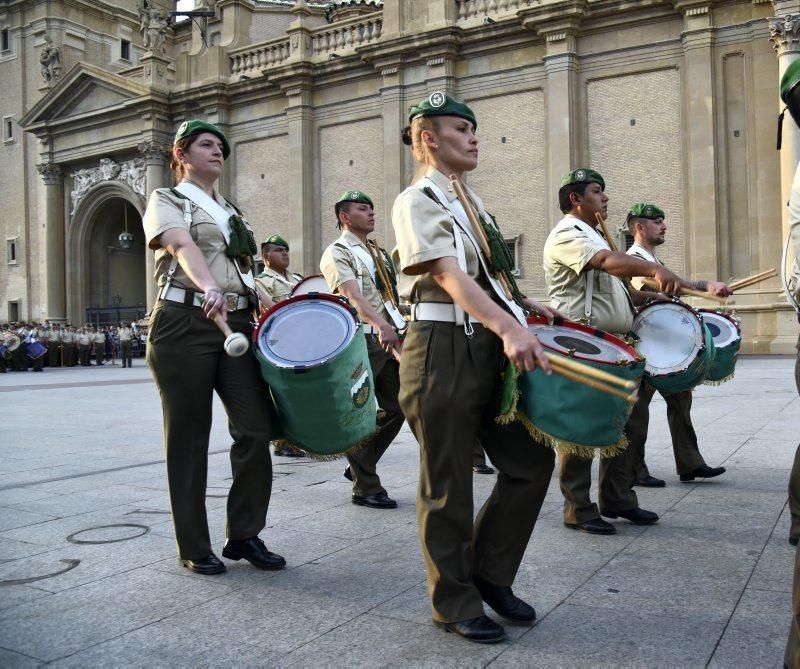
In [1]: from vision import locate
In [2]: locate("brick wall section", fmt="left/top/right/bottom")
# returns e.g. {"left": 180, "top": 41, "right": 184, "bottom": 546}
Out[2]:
{"left": 318, "top": 117, "right": 385, "bottom": 250}
{"left": 467, "top": 90, "right": 548, "bottom": 298}
{"left": 587, "top": 68, "right": 685, "bottom": 276}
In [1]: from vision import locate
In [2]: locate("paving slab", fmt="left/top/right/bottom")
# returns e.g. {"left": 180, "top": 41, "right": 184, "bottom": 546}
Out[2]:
{"left": 0, "top": 357, "right": 796, "bottom": 666}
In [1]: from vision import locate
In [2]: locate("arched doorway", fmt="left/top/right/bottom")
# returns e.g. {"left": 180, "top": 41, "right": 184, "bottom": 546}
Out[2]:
{"left": 86, "top": 198, "right": 146, "bottom": 318}
{"left": 68, "top": 183, "right": 147, "bottom": 325}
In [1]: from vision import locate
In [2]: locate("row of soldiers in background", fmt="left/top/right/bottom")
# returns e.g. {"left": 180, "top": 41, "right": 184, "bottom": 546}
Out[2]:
{"left": 0, "top": 322, "right": 140, "bottom": 372}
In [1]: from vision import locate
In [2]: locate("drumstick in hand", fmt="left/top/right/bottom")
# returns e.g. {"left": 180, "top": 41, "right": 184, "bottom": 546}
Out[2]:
{"left": 212, "top": 314, "right": 249, "bottom": 357}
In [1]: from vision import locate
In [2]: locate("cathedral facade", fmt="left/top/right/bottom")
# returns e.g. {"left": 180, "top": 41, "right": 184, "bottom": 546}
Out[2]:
{"left": 0, "top": 0, "right": 796, "bottom": 351}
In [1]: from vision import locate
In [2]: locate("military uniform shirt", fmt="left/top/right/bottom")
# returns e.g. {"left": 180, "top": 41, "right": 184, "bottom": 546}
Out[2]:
{"left": 391, "top": 167, "right": 483, "bottom": 305}
{"left": 320, "top": 229, "right": 389, "bottom": 319}
{"left": 78, "top": 332, "right": 90, "bottom": 345}
{"left": 255, "top": 267, "right": 301, "bottom": 302}
{"left": 627, "top": 243, "right": 662, "bottom": 291}
{"left": 119, "top": 327, "right": 133, "bottom": 342}
{"left": 61, "top": 331, "right": 75, "bottom": 344}
{"left": 142, "top": 186, "right": 251, "bottom": 295}
{"left": 543, "top": 214, "right": 634, "bottom": 335}
{"left": 788, "top": 162, "right": 800, "bottom": 304}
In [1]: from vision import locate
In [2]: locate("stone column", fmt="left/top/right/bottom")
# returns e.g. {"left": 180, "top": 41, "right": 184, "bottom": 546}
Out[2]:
{"left": 770, "top": 12, "right": 800, "bottom": 238}
{"left": 674, "top": 2, "right": 719, "bottom": 282}
{"left": 285, "top": 89, "right": 317, "bottom": 274}
{"left": 540, "top": 31, "right": 579, "bottom": 226}
{"left": 138, "top": 140, "right": 171, "bottom": 312}
{"left": 36, "top": 163, "right": 67, "bottom": 322}
{"left": 379, "top": 67, "right": 405, "bottom": 246}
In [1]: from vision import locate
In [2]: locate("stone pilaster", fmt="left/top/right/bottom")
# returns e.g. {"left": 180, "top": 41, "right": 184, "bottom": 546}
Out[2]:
{"left": 673, "top": 2, "right": 720, "bottom": 282}
{"left": 35, "top": 163, "right": 67, "bottom": 322}
{"left": 138, "top": 139, "right": 171, "bottom": 311}
{"left": 770, "top": 12, "right": 800, "bottom": 239}
{"left": 379, "top": 66, "right": 405, "bottom": 245}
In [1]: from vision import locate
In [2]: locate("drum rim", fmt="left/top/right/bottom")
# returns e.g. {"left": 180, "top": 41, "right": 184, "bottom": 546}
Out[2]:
{"left": 633, "top": 299, "right": 705, "bottom": 375}
{"left": 526, "top": 315, "right": 641, "bottom": 365}
{"left": 697, "top": 308, "right": 742, "bottom": 336}
{"left": 289, "top": 274, "right": 330, "bottom": 297}
{"left": 253, "top": 293, "right": 359, "bottom": 368}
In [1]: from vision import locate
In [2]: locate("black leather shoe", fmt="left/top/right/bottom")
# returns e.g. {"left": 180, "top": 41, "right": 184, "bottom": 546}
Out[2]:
{"left": 473, "top": 464, "right": 495, "bottom": 475}
{"left": 222, "top": 537, "right": 286, "bottom": 570}
{"left": 474, "top": 575, "right": 535, "bottom": 624}
{"left": 602, "top": 507, "right": 659, "bottom": 525}
{"left": 180, "top": 553, "right": 226, "bottom": 575}
{"left": 343, "top": 466, "right": 353, "bottom": 481}
{"left": 634, "top": 475, "right": 666, "bottom": 488}
{"left": 434, "top": 615, "right": 505, "bottom": 644}
{"left": 352, "top": 491, "right": 397, "bottom": 509}
{"left": 564, "top": 518, "right": 616, "bottom": 535}
{"left": 273, "top": 444, "right": 303, "bottom": 457}
{"left": 680, "top": 465, "right": 726, "bottom": 482}
{"left": 790, "top": 536, "right": 799, "bottom": 547}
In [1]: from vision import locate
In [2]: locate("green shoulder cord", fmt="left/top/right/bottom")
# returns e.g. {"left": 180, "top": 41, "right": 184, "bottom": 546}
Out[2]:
{"left": 480, "top": 211, "right": 525, "bottom": 308}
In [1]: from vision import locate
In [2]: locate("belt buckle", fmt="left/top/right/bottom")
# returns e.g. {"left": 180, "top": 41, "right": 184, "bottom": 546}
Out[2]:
{"left": 226, "top": 294, "right": 238, "bottom": 311}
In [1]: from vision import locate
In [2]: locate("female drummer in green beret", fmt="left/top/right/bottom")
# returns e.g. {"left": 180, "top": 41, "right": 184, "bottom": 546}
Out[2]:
{"left": 143, "top": 120, "right": 285, "bottom": 575}
{"left": 391, "top": 93, "right": 559, "bottom": 643}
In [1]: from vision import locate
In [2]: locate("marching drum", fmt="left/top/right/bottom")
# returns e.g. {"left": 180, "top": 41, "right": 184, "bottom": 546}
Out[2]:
{"left": 290, "top": 274, "right": 331, "bottom": 297}
{"left": 698, "top": 309, "right": 741, "bottom": 384}
{"left": 631, "top": 299, "right": 715, "bottom": 394}
{"left": 516, "top": 317, "right": 645, "bottom": 457}
{"left": 253, "top": 293, "right": 376, "bottom": 457}
{"left": 24, "top": 339, "right": 46, "bottom": 361}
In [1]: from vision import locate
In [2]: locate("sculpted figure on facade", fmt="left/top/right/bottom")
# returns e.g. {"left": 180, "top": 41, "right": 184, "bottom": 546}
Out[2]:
{"left": 39, "top": 37, "right": 61, "bottom": 84}
{"left": 138, "top": 0, "right": 170, "bottom": 55}
{"left": 70, "top": 158, "right": 145, "bottom": 215}
{"left": 119, "top": 159, "right": 146, "bottom": 196}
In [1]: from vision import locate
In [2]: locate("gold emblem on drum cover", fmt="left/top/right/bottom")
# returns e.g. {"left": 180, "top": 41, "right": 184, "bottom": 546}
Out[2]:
{"left": 350, "top": 364, "right": 371, "bottom": 409}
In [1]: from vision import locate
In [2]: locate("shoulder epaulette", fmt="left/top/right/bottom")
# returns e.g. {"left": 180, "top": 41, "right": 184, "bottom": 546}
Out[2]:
{"left": 168, "top": 187, "right": 188, "bottom": 200}
{"left": 224, "top": 198, "right": 243, "bottom": 217}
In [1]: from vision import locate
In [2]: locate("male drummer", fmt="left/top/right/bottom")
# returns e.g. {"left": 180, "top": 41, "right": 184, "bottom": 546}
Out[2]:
{"left": 544, "top": 169, "right": 702, "bottom": 535}
{"left": 625, "top": 203, "right": 729, "bottom": 486}
{"left": 255, "top": 234, "right": 306, "bottom": 458}
{"left": 255, "top": 235, "right": 303, "bottom": 304}
{"left": 320, "top": 190, "right": 404, "bottom": 509}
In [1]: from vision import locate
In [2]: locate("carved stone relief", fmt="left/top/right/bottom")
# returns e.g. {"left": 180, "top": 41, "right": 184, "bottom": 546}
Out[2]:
{"left": 70, "top": 157, "right": 145, "bottom": 215}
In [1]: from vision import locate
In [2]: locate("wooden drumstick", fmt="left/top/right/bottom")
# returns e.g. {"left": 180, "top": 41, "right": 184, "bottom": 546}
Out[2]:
{"left": 212, "top": 313, "right": 249, "bottom": 357}
{"left": 729, "top": 268, "right": 778, "bottom": 292}
{"left": 639, "top": 278, "right": 726, "bottom": 304}
{"left": 545, "top": 353, "right": 638, "bottom": 390}
{"left": 546, "top": 362, "right": 637, "bottom": 403}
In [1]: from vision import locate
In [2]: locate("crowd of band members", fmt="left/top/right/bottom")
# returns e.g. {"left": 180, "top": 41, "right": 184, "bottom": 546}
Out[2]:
{"left": 0, "top": 322, "right": 142, "bottom": 372}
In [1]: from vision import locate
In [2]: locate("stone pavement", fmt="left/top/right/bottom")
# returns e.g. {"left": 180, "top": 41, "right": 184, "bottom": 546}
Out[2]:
{"left": 0, "top": 356, "right": 796, "bottom": 667}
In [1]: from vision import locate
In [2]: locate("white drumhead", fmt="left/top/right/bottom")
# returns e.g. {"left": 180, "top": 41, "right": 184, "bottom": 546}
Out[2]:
{"left": 291, "top": 275, "right": 330, "bottom": 296}
{"left": 528, "top": 323, "right": 637, "bottom": 364}
{"left": 632, "top": 302, "right": 703, "bottom": 375}
{"left": 256, "top": 298, "right": 355, "bottom": 368}
{"left": 700, "top": 311, "right": 739, "bottom": 349}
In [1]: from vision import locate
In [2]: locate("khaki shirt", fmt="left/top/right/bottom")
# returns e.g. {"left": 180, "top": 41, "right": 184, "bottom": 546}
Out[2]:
{"left": 142, "top": 187, "right": 251, "bottom": 295}
{"left": 626, "top": 243, "right": 662, "bottom": 291}
{"left": 45, "top": 329, "right": 60, "bottom": 343}
{"left": 119, "top": 327, "right": 133, "bottom": 342}
{"left": 543, "top": 214, "right": 635, "bottom": 335}
{"left": 61, "top": 331, "right": 75, "bottom": 344}
{"left": 788, "top": 162, "right": 800, "bottom": 307}
{"left": 78, "top": 332, "right": 90, "bottom": 345}
{"left": 255, "top": 267, "right": 302, "bottom": 303}
{"left": 93, "top": 333, "right": 105, "bottom": 345}
{"left": 391, "top": 167, "right": 483, "bottom": 305}
{"left": 320, "top": 229, "right": 388, "bottom": 319}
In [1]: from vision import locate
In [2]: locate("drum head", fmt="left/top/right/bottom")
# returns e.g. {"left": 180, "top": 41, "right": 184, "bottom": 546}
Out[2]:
{"left": 699, "top": 311, "right": 740, "bottom": 349}
{"left": 290, "top": 275, "right": 330, "bottom": 297}
{"left": 528, "top": 322, "right": 638, "bottom": 364}
{"left": 633, "top": 301, "right": 703, "bottom": 375}
{"left": 256, "top": 296, "right": 356, "bottom": 368}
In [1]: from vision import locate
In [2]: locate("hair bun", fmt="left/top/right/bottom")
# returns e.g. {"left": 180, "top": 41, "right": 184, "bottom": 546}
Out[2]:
{"left": 401, "top": 125, "right": 412, "bottom": 146}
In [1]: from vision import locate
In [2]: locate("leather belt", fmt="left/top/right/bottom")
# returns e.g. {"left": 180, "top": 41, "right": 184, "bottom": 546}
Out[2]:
{"left": 160, "top": 286, "right": 250, "bottom": 311}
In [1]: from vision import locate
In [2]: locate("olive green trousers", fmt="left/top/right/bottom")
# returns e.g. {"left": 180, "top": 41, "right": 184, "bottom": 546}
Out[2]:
{"left": 786, "top": 335, "right": 800, "bottom": 668}
{"left": 400, "top": 321, "right": 554, "bottom": 623}
{"left": 147, "top": 301, "right": 273, "bottom": 561}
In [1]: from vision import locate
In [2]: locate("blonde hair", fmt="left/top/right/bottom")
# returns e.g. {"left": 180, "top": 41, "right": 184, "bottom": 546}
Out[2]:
{"left": 405, "top": 116, "right": 440, "bottom": 183}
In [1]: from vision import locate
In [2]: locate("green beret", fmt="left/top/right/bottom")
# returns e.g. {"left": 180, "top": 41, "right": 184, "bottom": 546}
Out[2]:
{"left": 174, "top": 120, "right": 230, "bottom": 159}
{"left": 628, "top": 203, "right": 665, "bottom": 220}
{"left": 336, "top": 190, "right": 374, "bottom": 208}
{"left": 262, "top": 234, "right": 289, "bottom": 250}
{"left": 782, "top": 59, "right": 800, "bottom": 103}
{"left": 560, "top": 169, "right": 605, "bottom": 190}
{"left": 408, "top": 92, "right": 477, "bottom": 130}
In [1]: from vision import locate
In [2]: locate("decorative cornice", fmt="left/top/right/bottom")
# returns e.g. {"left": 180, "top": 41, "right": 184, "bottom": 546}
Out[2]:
{"left": 36, "top": 162, "right": 62, "bottom": 185}
{"left": 380, "top": 66, "right": 398, "bottom": 76}
{"left": 770, "top": 14, "right": 800, "bottom": 56}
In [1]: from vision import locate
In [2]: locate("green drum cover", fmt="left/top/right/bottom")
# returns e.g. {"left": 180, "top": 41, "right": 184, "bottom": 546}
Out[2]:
{"left": 704, "top": 339, "right": 740, "bottom": 383}
{"left": 255, "top": 330, "right": 376, "bottom": 456}
{"left": 517, "top": 357, "right": 645, "bottom": 452}
{"left": 647, "top": 323, "right": 715, "bottom": 394}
